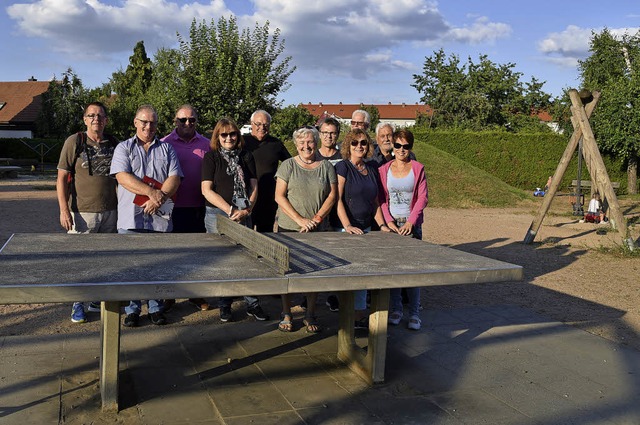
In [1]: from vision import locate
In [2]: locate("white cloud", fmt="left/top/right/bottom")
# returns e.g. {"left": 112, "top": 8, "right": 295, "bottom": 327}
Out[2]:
{"left": 538, "top": 25, "right": 640, "bottom": 64}
{"left": 445, "top": 16, "right": 511, "bottom": 44}
{"left": 6, "top": 0, "right": 231, "bottom": 58}
{"left": 5, "top": 0, "right": 512, "bottom": 82}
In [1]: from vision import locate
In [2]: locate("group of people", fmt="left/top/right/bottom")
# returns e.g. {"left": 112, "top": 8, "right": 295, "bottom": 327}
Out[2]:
{"left": 57, "top": 104, "right": 428, "bottom": 332}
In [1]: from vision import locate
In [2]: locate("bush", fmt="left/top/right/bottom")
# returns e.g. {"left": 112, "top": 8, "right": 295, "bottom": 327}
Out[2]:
{"left": 412, "top": 129, "right": 628, "bottom": 193}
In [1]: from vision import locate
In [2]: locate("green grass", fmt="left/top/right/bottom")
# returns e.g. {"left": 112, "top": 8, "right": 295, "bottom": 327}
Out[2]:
{"left": 285, "top": 139, "right": 533, "bottom": 208}
{"left": 412, "top": 143, "right": 532, "bottom": 208}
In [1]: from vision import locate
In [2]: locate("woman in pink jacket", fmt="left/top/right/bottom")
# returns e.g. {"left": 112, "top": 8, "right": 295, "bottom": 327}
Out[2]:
{"left": 378, "top": 128, "right": 428, "bottom": 330}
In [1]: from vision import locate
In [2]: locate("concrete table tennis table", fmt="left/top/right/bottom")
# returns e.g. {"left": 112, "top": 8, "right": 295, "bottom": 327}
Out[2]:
{"left": 0, "top": 219, "right": 522, "bottom": 412}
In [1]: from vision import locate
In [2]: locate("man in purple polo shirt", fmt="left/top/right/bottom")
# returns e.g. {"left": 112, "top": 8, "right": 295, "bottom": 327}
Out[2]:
{"left": 161, "top": 104, "right": 211, "bottom": 311}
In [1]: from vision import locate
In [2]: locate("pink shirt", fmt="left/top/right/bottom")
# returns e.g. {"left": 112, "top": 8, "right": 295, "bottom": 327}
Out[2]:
{"left": 378, "top": 160, "right": 428, "bottom": 228}
{"left": 162, "top": 130, "right": 210, "bottom": 208}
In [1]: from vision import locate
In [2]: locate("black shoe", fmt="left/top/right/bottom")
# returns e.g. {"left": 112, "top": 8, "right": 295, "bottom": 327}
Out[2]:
{"left": 326, "top": 295, "right": 339, "bottom": 312}
{"left": 247, "top": 305, "right": 270, "bottom": 321}
{"left": 354, "top": 317, "right": 369, "bottom": 330}
{"left": 220, "top": 306, "right": 232, "bottom": 322}
{"left": 123, "top": 313, "right": 139, "bottom": 327}
{"left": 300, "top": 297, "right": 307, "bottom": 311}
{"left": 148, "top": 311, "right": 167, "bottom": 326}
{"left": 162, "top": 299, "right": 175, "bottom": 313}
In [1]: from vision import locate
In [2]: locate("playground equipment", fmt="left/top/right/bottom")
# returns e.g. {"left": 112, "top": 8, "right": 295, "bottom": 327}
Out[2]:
{"left": 523, "top": 89, "right": 635, "bottom": 250}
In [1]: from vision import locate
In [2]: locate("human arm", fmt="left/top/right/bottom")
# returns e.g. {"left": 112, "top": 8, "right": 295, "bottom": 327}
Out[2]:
{"left": 274, "top": 178, "right": 318, "bottom": 232}
{"left": 56, "top": 169, "right": 73, "bottom": 230}
{"left": 405, "top": 161, "right": 428, "bottom": 233}
{"left": 336, "top": 174, "right": 362, "bottom": 235}
{"left": 313, "top": 181, "right": 338, "bottom": 229}
{"left": 377, "top": 163, "right": 398, "bottom": 232}
{"left": 115, "top": 172, "right": 167, "bottom": 214}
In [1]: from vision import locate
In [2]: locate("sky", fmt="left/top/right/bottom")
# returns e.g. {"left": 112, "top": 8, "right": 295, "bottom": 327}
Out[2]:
{"left": 2, "top": 0, "right": 639, "bottom": 106}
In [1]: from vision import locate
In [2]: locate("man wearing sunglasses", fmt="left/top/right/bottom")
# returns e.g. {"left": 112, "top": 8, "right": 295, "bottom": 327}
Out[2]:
{"left": 161, "top": 105, "right": 211, "bottom": 312}
{"left": 371, "top": 122, "right": 415, "bottom": 167}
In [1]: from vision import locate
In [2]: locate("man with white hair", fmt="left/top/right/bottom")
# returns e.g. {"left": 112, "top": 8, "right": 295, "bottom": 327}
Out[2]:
{"left": 351, "top": 109, "right": 370, "bottom": 131}
{"left": 371, "top": 122, "right": 415, "bottom": 166}
{"left": 244, "top": 109, "right": 291, "bottom": 232}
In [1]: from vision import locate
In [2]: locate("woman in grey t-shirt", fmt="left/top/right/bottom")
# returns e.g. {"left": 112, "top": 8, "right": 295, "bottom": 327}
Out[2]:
{"left": 274, "top": 126, "right": 337, "bottom": 333}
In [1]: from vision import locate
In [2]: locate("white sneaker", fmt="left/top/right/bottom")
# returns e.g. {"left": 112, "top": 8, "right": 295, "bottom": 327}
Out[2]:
{"left": 388, "top": 311, "right": 403, "bottom": 326}
{"left": 407, "top": 315, "right": 421, "bottom": 330}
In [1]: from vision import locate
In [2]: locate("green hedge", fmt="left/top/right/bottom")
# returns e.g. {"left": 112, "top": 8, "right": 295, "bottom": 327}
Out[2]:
{"left": 412, "top": 129, "right": 629, "bottom": 193}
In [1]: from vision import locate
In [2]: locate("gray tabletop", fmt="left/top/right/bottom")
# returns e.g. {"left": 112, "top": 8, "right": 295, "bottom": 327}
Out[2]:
{"left": 0, "top": 232, "right": 522, "bottom": 303}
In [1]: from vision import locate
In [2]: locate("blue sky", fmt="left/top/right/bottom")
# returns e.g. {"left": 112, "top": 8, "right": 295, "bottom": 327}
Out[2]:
{"left": 2, "top": 1, "right": 639, "bottom": 106}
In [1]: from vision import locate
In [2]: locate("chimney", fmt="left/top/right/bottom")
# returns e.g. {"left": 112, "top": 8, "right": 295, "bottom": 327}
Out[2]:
{"left": 28, "top": 76, "right": 37, "bottom": 81}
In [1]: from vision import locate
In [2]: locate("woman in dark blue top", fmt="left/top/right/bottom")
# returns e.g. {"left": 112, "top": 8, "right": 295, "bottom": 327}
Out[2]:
{"left": 333, "top": 129, "right": 390, "bottom": 328}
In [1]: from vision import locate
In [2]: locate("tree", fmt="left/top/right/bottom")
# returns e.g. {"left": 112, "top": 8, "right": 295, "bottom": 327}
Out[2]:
{"left": 270, "top": 105, "right": 316, "bottom": 142}
{"left": 177, "top": 16, "right": 296, "bottom": 130}
{"left": 578, "top": 29, "right": 640, "bottom": 193}
{"left": 411, "top": 49, "right": 552, "bottom": 131}
{"left": 36, "top": 68, "right": 88, "bottom": 138}
{"left": 104, "top": 41, "right": 153, "bottom": 138}
{"left": 360, "top": 104, "right": 380, "bottom": 131}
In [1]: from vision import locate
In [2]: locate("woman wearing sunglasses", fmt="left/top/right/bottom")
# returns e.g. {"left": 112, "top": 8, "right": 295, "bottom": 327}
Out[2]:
{"left": 274, "top": 126, "right": 337, "bottom": 333}
{"left": 332, "top": 128, "right": 390, "bottom": 328}
{"left": 378, "top": 128, "right": 428, "bottom": 330}
{"left": 202, "top": 118, "right": 268, "bottom": 323}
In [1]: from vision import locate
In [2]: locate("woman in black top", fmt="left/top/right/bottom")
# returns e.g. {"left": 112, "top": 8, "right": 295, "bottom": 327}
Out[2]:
{"left": 202, "top": 118, "right": 268, "bottom": 323}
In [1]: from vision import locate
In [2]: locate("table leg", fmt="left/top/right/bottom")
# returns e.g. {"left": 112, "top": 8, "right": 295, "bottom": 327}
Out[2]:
{"left": 100, "top": 301, "right": 120, "bottom": 412}
{"left": 337, "top": 289, "right": 389, "bottom": 385}
{"left": 367, "top": 288, "right": 389, "bottom": 383}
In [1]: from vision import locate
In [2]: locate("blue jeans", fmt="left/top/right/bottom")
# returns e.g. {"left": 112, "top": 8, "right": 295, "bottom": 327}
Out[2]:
{"left": 390, "top": 226, "right": 422, "bottom": 317}
{"left": 118, "top": 228, "right": 164, "bottom": 314}
{"left": 205, "top": 206, "right": 259, "bottom": 309}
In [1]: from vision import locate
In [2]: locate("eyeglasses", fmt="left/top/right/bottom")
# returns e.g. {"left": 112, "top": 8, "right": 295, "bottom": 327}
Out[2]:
{"left": 393, "top": 142, "right": 412, "bottom": 150}
{"left": 351, "top": 120, "right": 366, "bottom": 126}
{"left": 350, "top": 140, "right": 368, "bottom": 147}
{"left": 220, "top": 131, "right": 238, "bottom": 139}
{"left": 85, "top": 113, "right": 106, "bottom": 121}
{"left": 252, "top": 121, "right": 269, "bottom": 128}
{"left": 320, "top": 131, "right": 338, "bottom": 137}
{"left": 177, "top": 117, "right": 196, "bottom": 124}
{"left": 135, "top": 118, "right": 157, "bottom": 127}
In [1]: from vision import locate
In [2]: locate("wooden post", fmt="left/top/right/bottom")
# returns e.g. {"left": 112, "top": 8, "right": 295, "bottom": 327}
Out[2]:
{"left": 100, "top": 301, "right": 121, "bottom": 412}
{"left": 523, "top": 92, "right": 600, "bottom": 244}
{"left": 568, "top": 89, "right": 628, "bottom": 237}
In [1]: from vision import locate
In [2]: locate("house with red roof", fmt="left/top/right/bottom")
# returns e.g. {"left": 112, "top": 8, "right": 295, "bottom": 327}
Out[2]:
{"left": 299, "top": 102, "right": 432, "bottom": 128}
{"left": 0, "top": 78, "right": 50, "bottom": 138}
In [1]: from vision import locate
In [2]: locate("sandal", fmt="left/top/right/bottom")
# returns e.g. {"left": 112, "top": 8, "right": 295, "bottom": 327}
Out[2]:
{"left": 303, "top": 316, "right": 322, "bottom": 334}
{"left": 278, "top": 313, "right": 293, "bottom": 332}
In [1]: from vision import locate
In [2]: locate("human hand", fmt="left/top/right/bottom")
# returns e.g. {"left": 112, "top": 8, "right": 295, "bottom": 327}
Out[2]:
{"left": 60, "top": 211, "right": 73, "bottom": 231}
{"left": 345, "top": 225, "right": 364, "bottom": 235}
{"left": 387, "top": 222, "right": 400, "bottom": 234}
{"left": 398, "top": 222, "right": 413, "bottom": 236}
{"left": 230, "top": 208, "right": 249, "bottom": 222}
{"left": 297, "top": 217, "right": 317, "bottom": 233}
{"left": 142, "top": 199, "right": 159, "bottom": 215}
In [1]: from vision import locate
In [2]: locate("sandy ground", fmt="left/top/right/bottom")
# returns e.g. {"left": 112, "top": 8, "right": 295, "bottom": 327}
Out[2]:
{"left": 1, "top": 175, "right": 640, "bottom": 352}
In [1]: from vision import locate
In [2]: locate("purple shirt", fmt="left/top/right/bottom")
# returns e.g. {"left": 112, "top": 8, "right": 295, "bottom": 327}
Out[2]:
{"left": 162, "top": 130, "right": 210, "bottom": 208}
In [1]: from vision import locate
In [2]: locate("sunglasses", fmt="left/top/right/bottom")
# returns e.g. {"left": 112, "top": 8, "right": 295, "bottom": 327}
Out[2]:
{"left": 177, "top": 117, "right": 196, "bottom": 124}
{"left": 393, "top": 142, "right": 412, "bottom": 150}
{"left": 350, "top": 140, "right": 368, "bottom": 147}
{"left": 220, "top": 131, "right": 238, "bottom": 139}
